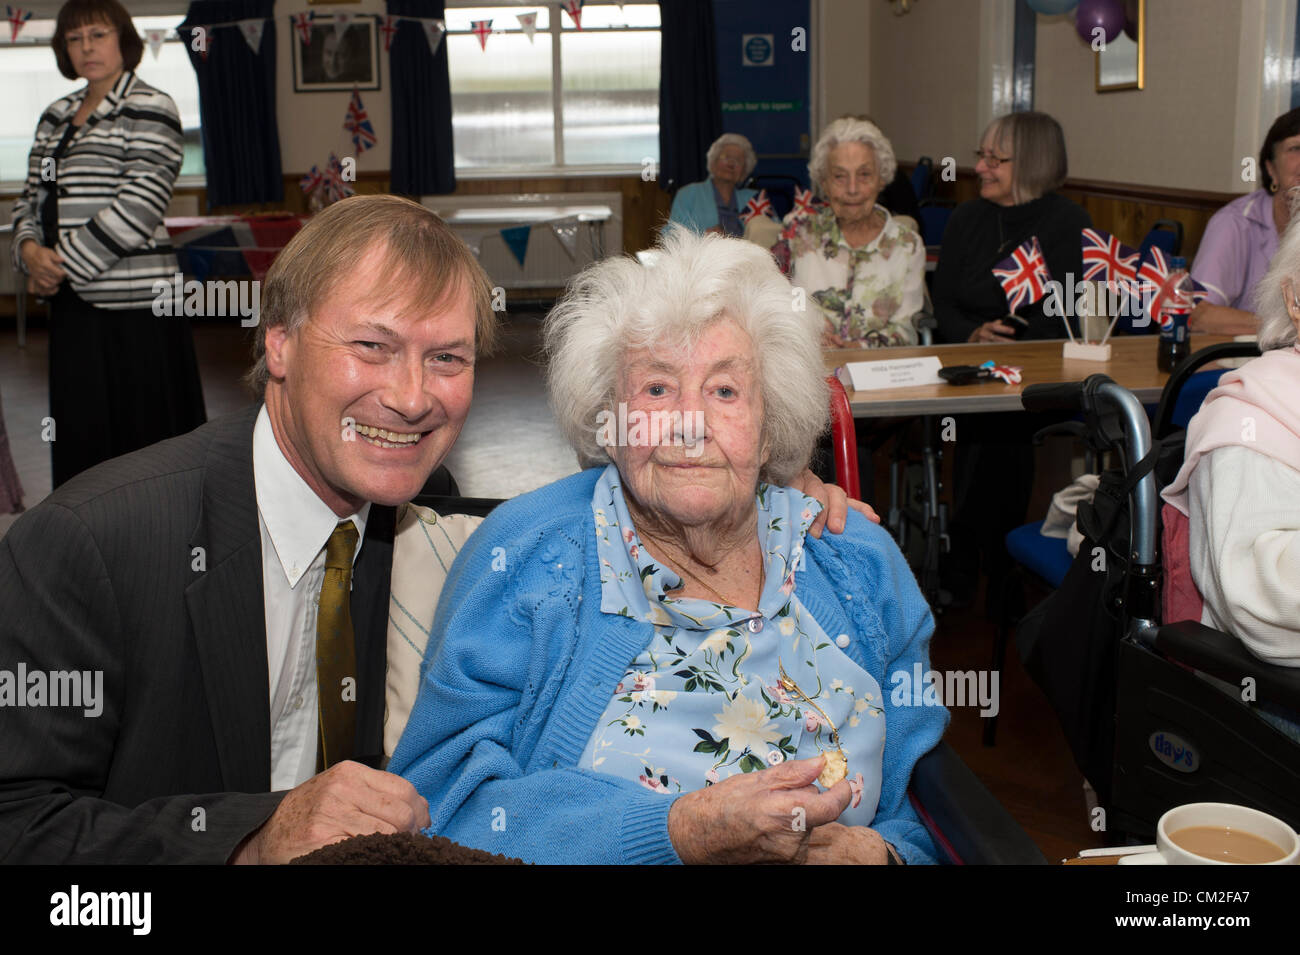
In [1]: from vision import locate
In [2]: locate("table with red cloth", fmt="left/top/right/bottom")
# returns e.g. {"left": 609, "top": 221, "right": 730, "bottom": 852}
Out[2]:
{"left": 164, "top": 213, "right": 309, "bottom": 282}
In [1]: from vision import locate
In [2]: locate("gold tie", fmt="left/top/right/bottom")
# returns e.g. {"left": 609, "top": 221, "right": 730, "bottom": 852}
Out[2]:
{"left": 316, "top": 520, "right": 359, "bottom": 772}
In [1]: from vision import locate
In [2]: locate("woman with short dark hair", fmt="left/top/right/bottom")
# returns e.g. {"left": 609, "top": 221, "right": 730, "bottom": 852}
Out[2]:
{"left": 1188, "top": 108, "right": 1300, "bottom": 337}
{"left": 11, "top": 0, "right": 205, "bottom": 487}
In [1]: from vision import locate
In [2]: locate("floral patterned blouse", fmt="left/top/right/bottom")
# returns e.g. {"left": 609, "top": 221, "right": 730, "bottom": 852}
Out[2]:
{"left": 579, "top": 465, "right": 886, "bottom": 827}
{"left": 772, "top": 203, "right": 926, "bottom": 348}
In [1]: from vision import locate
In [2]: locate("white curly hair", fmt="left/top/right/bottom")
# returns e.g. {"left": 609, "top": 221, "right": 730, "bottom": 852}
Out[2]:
{"left": 544, "top": 227, "right": 829, "bottom": 486}
{"left": 705, "top": 133, "right": 758, "bottom": 182}
{"left": 1253, "top": 186, "right": 1300, "bottom": 350}
{"left": 807, "top": 117, "right": 897, "bottom": 196}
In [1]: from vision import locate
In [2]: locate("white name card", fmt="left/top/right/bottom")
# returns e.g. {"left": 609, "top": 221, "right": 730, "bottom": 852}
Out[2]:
{"left": 836, "top": 356, "right": 944, "bottom": 392}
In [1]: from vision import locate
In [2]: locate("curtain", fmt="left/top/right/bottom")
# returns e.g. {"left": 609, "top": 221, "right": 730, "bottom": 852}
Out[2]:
{"left": 179, "top": 0, "right": 282, "bottom": 207}
{"left": 657, "top": 0, "right": 722, "bottom": 193}
{"left": 387, "top": 0, "right": 455, "bottom": 196}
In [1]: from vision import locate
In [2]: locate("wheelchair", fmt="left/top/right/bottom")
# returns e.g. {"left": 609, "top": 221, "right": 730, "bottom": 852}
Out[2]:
{"left": 1017, "top": 344, "right": 1300, "bottom": 844}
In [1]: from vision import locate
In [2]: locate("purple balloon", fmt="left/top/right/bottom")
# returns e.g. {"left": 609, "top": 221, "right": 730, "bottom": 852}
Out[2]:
{"left": 1123, "top": 0, "right": 1139, "bottom": 41}
{"left": 1075, "top": 0, "right": 1125, "bottom": 45}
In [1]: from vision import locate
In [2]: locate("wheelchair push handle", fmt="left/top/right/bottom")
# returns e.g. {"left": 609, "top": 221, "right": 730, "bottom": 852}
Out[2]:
{"left": 1019, "top": 374, "right": 1116, "bottom": 415}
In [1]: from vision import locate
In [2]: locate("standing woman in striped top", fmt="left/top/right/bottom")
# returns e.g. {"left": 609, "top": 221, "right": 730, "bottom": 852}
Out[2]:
{"left": 11, "top": 0, "right": 205, "bottom": 487}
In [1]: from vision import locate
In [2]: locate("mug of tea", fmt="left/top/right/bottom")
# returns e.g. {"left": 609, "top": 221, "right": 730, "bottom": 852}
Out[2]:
{"left": 1118, "top": 802, "right": 1299, "bottom": 865}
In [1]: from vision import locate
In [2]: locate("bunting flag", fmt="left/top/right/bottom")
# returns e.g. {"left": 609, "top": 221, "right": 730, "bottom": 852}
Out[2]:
{"left": 550, "top": 217, "right": 580, "bottom": 259}
{"left": 6, "top": 6, "right": 31, "bottom": 43}
{"left": 791, "top": 185, "right": 818, "bottom": 219}
{"left": 516, "top": 11, "right": 538, "bottom": 42}
{"left": 470, "top": 18, "right": 492, "bottom": 50}
{"left": 144, "top": 28, "right": 167, "bottom": 59}
{"left": 379, "top": 14, "right": 398, "bottom": 52}
{"left": 501, "top": 225, "right": 532, "bottom": 267}
{"left": 740, "top": 190, "right": 775, "bottom": 224}
{"left": 238, "top": 18, "right": 264, "bottom": 53}
{"left": 333, "top": 10, "right": 353, "bottom": 37}
{"left": 991, "top": 236, "right": 1052, "bottom": 313}
{"left": 299, "top": 165, "right": 324, "bottom": 195}
{"left": 562, "top": 0, "right": 583, "bottom": 30}
{"left": 292, "top": 10, "right": 313, "bottom": 44}
{"left": 343, "top": 88, "right": 376, "bottom": 154}
{"left": 422, "top": 18, "right": 446, "bottom": 56}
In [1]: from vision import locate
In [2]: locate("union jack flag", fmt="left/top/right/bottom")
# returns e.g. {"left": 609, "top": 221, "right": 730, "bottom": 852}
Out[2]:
{"left": 740, "top": 190, "right": 775, "bottom": 224}
{"left": 470, "top": 18, "right": 492, "bottom": 50}
{"left": 344, "top": 88, "right": 376, "bottom": 154}
{"left": 292, "top": 11, "right": 313, "bottom": 45}
{"left": 379, "top": 14, "right": 398, "bottom": 52}
{"left": 1080, "top": 228, "right": 1139, "bottom": 285}
{"left": 563, "top": 0, "right": 583, "bottom": 29}
{"left": 299, "top": 165, "right": 323, "bottom": 195}
{"left": 979, "top": 360, "right": 1022, "bottom": 385}
{"left": 991, "top": 236, "right": 1052, "bottom": 313}
{"left": 1138, "top": 247, "right": 1208, "bottom": 327}
{"left": 324, "top": 153, "right": 355, "bottom": 204}
{"left": 791, "top": 185, "right": 818, "bottom": 219}
{"left": 7, "top": 6, "right": 32, "bottom": 43}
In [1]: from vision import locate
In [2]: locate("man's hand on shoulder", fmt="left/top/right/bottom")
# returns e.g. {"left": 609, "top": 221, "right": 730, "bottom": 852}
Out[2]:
{"left": 789, "top": 468, "right": 880, "bottom": 538}
{"left": 229, "top": 761, "right": 430, "bottom": 864}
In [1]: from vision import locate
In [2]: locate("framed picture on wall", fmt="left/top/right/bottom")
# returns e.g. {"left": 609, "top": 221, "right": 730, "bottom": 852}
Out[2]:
{"left": 293, "top": 15, "right": 381, "bottom": 93}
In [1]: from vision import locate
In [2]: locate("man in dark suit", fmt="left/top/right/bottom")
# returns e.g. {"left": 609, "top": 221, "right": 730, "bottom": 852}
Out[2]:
{"left": 0, "top": 195, "right": 495, "bottom": 863}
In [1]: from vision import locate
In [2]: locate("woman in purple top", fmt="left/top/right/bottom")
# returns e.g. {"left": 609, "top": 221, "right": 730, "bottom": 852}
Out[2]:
{"left": 1190, "top": 108, "right": 1300, "bottom": 336}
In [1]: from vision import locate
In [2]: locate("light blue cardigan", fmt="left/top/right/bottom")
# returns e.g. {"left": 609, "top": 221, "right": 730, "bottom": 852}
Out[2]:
{"left": 389, "top": 469, "right": 950, "bottom": 864}
{"left": 665, "top": 179, "right": 758, "bottom": 235}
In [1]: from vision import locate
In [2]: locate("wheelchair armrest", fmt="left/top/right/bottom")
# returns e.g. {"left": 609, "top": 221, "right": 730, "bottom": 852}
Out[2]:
{"left": 1156, "top": 621, "right": 1300, "bottom": 712}
{"left": 907, "top": 741, "right": 1048, "bottom": 865}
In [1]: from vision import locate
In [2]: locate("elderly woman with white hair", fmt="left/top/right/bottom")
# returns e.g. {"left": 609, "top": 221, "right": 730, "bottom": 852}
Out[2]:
{"left": 665, "top": 133, "right": 759, "bottom": 237}
{"left": 390, "top": 230, "right": 948, "bottom": 864}
{"left": 1163, "top": 210, "right": 1300, "bottom": 724}
{"left": 772, "top": 117, "right": 925, "bottom": 348}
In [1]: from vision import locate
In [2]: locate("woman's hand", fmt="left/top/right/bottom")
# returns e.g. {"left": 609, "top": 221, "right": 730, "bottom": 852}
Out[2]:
{"left": 804, "top": 822, "right": 898, "bottom": 865}
{"left": 822, "top": 327, "right": 848, "bottom": 348}
{"left": 27, "top": 273, "right": 61, "bottom": 298}
{"left": 667, "top": 756, "right": 852, "bottom": 864}
{"left": 789, "top": 468, "right": 880, "bottom": 537}
{"left": 968, "top": 319, "right": 1017, "bottom": 343}
{"left": 21, "top": 241, "right": 65, "bottom": 290}
{"left": 1188, "top": 302, "right": 1258, "bottom": 336}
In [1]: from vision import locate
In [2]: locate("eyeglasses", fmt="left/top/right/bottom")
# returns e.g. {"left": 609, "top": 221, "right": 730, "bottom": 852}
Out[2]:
{"left": 64, "top": 27, "right": 115, "bottom": 47}
{"left": 974, "top": 149, "right": 1014, "bottom": 169}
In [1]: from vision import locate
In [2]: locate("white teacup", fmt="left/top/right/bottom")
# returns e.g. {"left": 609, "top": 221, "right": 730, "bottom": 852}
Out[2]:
{"left": 1119, "top": 802, "right": 1299, "bottom": 865}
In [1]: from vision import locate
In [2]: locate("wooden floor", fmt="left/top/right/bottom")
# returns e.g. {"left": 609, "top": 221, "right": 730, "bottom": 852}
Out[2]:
{"left": 0, "top": 312, "right": 1106, "bottom": 863}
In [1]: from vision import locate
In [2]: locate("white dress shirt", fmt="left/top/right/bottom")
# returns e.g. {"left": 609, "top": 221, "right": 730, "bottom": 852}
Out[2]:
{"left": 252, "top": 405, "right": 369, "bottom": 791}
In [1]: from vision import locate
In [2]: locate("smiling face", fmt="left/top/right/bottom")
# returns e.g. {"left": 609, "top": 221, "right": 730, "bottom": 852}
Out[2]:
{"left": 262, "top": 241, "right": 477, "bottom": 516}
{"left": 609, "top": 317, "right": 767, "bottom": 532}
{"left": 709, "top": 144, "right": 747, "bottom": 188}
{"left": 63, "top": 19, "right": 124, "bottom": 85}
{"left": 825, "top": 141, "right": 883, "bottom": 229}
{"left": 976, "top": 127, "right": 1017, "bottom": 207}
{"left": 1267, "top": 134, "right": 1300, "bottom": 196}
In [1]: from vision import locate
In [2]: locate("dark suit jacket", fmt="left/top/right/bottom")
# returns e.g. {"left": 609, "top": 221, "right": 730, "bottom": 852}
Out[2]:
{"left": 0, "top": 404, "right": 394, "bottom": 863}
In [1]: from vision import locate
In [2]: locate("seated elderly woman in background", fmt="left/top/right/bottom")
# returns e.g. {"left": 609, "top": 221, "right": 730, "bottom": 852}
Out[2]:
{"left": 664, "top": 133, "right": 758, "bottom": 237}
{"left": 1163, "top": 209, "right": 1300, "bottom": 737}
{"left": 1188, "top": 108, "right": 1300, "bottom": 337}
{"left": 772, "top": 117, "right": 925, "bottom": 348}
{"left": 390, "top": 229, "right": 948, "bottom": 864}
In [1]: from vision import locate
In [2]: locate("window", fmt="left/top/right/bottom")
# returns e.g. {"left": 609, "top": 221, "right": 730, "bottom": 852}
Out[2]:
{"left": 0, "top": 15, "right": 203, "bottom": 185}
{"left": 445, "top": 2, "right": 659, "bottom": 171}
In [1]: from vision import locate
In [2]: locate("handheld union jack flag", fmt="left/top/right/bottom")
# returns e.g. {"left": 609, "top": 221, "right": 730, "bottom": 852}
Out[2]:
{"left": 344, "top": 88, "right": 376, "bottom": 154}
{"left": 379, "top": 15, "right": 398, "bottom": 51}
{"left": 292, "top": 11, "right": 313, "bottom": 45}
{"left": 791, "top": 185, "right": 818, "bottom": 219}
{"left": 1138, "top": 247, "right": 1208, "bottom": 327}
{"left": 991, "top": 236, "right": 1052, "bottom": 313}
{"left": 740, "top": 190, "right": 775, "bottom": 224}
{"left": 324, "top": 154, "right": 355, "bottom": 204}
{"left": 299, "top": 165, "right": 323, "bottom": 195}
{"left": 7, "top": 6, "right": 32, "bottom": 42}
{"left": 1080, "top": 228, "right": 1139, "bottom": 286}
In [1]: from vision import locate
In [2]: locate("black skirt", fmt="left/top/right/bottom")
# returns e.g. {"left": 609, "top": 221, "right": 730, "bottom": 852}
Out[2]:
{"left": 48, "top": 285, "right": 207, "bottom": 488}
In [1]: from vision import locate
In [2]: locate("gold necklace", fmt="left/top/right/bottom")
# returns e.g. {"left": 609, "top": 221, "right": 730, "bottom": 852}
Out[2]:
{"left": 778, "top": 659, "right": 849, "bottom": 786}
